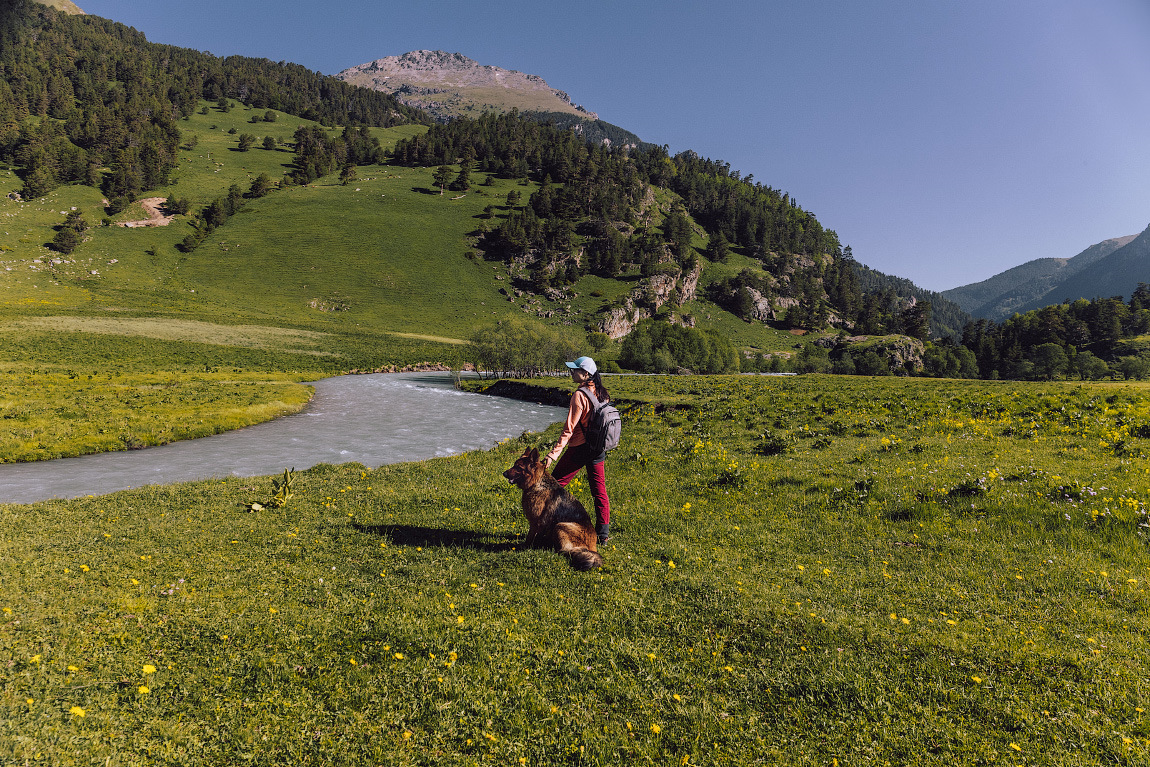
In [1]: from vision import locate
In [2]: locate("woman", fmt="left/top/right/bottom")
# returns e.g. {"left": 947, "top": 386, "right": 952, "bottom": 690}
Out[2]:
{"left": 543, "top": 355, "right": 612, "bottom": 543}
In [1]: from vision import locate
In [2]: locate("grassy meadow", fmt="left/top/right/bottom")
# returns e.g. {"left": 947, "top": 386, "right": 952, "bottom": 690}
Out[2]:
{"left": 3, "top": 97, "right": 1149, "bottom": 764}
{"left": 0, "top": 320, "right": 464, "bottom": 462}
{"left": 3, "top": 373, "right": 1150, "bottom": 765}
{"left": 0, "top": 96, "right": 806, "bottom": 465}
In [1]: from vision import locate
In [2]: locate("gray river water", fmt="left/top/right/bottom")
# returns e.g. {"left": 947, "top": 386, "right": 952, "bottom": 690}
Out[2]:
{"left": 0, "top": 372, "right": 566, "bottom": 505}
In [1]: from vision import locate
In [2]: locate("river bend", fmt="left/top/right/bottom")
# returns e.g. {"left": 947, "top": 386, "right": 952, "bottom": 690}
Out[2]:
{"left": 0, "top": 372, "right": 565, "bottom": 504}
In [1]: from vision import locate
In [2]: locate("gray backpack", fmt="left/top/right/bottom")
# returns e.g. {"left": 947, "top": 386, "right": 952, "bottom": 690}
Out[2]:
{"left": 578, "top": 386, "right": 621, "bottom": 458}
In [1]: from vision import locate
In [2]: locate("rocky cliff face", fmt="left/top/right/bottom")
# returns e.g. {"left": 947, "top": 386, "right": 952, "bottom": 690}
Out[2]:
{"left": 336, "top": 50, "right": 597, "bottom": 122}
{"left": 744, "top": 287, "right": 798, "bottom": 323}
{"left": 36, "top": 0, "right": 85, "bottom": 13}
{"left": 597, "top": 261, "right": 704, "bottom": 339}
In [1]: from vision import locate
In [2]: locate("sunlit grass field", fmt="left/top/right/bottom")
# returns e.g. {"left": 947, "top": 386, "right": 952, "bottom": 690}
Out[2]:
{"left": 2, "top": 373, "right": 1149, "bottom": 765}
{"left": 0, "top": 370, "right": 312, "bottom": 462}
{"left": 0, "top": 324, "right": 464, "bottom": 462}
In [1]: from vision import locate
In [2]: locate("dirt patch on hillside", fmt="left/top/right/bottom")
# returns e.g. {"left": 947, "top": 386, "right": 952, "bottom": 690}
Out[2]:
{"left": 117, "top": 198, "right": 176, "bottom": 228}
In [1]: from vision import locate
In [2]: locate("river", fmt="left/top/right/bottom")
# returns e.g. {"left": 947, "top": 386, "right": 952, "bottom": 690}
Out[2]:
{"left": 0, "top": 372, "right": 565, "bottom": 504}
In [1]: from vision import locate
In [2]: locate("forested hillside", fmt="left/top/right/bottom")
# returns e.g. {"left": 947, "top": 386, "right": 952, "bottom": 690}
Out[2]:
{"left": 6, "top": 0, "right": 1096, "bottom": 384}
{"left": 1010, "top": 224, "right": 1150, "bottom": 317}
{"left": 853, "top": 262, "right": 970, "bottom": 340}
{"left": 943, "top": 234, "right": 1138, "bottom": 320}
{"left": 0, "top": 0, "right": 425, "bottom": 203}
{"left": 524, "top": 111, "right": 645, "bottom": 150}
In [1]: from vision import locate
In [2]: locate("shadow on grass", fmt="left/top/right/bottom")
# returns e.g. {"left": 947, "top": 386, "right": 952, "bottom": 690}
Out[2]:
{"left": 353, "top": 523, "right": 521, "bottom": 552}
{"left": 766, "top": 476, "right": 805, "bottom": 488}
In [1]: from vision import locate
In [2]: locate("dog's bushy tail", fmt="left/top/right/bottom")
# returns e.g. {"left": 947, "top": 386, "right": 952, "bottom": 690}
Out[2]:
{"left": 567, "top": 547, "right": 603, "bottom": 571}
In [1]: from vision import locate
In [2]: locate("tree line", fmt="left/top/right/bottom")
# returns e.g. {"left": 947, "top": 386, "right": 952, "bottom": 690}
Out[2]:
{"left": 466, "top": 318, "right": 581, "bottom": 378}
{"left": 950, "top": 289, "right": 1150, "bottom": 380}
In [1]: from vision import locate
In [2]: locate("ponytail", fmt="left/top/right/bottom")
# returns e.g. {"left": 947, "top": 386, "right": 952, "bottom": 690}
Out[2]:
{"left": 591, "top": 371, "right": 610, "bottom": 403}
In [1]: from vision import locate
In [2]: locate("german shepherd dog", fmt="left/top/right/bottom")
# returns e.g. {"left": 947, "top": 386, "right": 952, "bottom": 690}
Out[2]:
{"left": 503, "top": 448, "right": 603, "bottom": 571}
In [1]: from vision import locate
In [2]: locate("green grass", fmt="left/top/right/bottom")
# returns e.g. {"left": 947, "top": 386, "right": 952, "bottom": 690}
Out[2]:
{"left": 0, "top": 99, "right": 801, "bottom": 357}
{"left": 0, "top": 371, "right": 312, "bottom": 462}
{"left": 0, "top": 323, "right": 465, "bottom": 463}
{"left": 171, "top": 169, "right": 526, "bottom": 336}
{"left": 3, "top": 374, "right": 1150, "bottom": 764}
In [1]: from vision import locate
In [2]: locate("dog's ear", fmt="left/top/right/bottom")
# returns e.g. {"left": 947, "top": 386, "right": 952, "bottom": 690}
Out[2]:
{"left": 529, "top": 447, "right": 539, "bottom": 463}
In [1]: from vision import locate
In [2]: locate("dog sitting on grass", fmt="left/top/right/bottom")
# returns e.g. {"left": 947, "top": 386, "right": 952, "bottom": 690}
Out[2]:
{"left": 503, "top": 448, "right": 603, "bottom": 571}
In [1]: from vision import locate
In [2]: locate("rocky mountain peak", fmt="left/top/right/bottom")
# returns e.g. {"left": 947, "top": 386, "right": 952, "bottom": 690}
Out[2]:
{"left": 336, "top": 50, "right": 596, "bottom": 122}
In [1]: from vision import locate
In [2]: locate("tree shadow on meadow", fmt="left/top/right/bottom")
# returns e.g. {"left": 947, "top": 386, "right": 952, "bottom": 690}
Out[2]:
{"left": 353, "top": 523, "right": 521, "bottom": 552}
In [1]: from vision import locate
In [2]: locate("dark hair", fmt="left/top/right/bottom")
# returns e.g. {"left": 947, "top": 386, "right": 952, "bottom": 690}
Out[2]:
{"left": 590, "top": 371, "right": 610, "bottom": 402}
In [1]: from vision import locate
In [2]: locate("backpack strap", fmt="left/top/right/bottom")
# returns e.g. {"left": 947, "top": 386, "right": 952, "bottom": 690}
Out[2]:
{"left": 575, "top": 386, "right": 599, "bottom": 436}
{"left": 576, "top": 385, "right": 600, "bottom": 409}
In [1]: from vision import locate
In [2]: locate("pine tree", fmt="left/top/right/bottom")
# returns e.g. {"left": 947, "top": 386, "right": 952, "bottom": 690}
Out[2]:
{"left": 433, "top": 166, "right": 452, "bottom": 194}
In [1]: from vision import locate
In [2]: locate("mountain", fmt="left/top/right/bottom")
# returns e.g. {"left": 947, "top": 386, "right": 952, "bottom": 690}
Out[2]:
{"left": 852, "top": 262, "right": 971, "bottom": 340}
{"left": 0, "top": 1, "right": 948, "bottom": 378}
{"left": 0, "top": 0, "right": 425, "bottom": 202}
{"left": 942, "top": 234, "right": 1138, "bottom": 320}
{"left": 1010, "top": 223, "right": 1150, "bottom": 314}
{"left": 337, "top": 50, "right": 643, "bottom": 147}
{"left": 337, "top": 50, "right": 596, "bottom": 121}
{"left": 36, "top": 0, "right": 84, "bottom": 13}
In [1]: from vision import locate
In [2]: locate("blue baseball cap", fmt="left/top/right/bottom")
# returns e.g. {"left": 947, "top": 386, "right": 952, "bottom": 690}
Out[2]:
{"left": 565, "top": 356, "right": 597, "bottom": 375}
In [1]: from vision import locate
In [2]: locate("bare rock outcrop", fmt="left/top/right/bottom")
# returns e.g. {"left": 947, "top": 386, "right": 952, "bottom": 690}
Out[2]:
{"left": 817, "top": 334, "right": 926, "bottom": 373}
{"left": 744, "top": 287, "right": 799, "bottom": 322}
{"left": 597, "top": 261, "right": 703, "bottom": 339}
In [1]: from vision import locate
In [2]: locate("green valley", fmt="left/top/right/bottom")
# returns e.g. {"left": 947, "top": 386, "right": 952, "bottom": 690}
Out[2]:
{"left": 3, "top": 3, "right": 1150, "bottom": 764}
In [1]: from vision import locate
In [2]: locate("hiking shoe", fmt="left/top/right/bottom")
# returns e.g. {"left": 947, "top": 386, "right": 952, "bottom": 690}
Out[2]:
{"left": 596, "top": 524, "right": 611, "bottom": 544}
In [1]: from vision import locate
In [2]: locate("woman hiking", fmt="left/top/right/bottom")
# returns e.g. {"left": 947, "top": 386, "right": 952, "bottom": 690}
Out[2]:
{"left": 543, "top": 356, "right": 613, "bottom": 543}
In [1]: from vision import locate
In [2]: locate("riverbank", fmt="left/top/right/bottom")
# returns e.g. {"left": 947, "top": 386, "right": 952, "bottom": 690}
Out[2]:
{"left": 0, "top": 372, "right": 564, "bottom": 503}
{"left": 0, "top": 371, "right": 314, "bottom": 464}
{"left": 460, "top": 377, "right": 575, "bottom": 407}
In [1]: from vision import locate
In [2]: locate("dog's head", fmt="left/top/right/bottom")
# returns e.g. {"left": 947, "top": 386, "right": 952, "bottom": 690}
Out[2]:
{"left": 503, "top": 448, "right": 545, "bottom": 489}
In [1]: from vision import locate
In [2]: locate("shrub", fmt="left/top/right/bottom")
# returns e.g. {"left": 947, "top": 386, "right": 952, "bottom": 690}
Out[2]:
{"left": 757, "top": 430, "right": 790, "bottom": 455}
{"left": 466, "top": 317, "right": 579, "bottom": 378}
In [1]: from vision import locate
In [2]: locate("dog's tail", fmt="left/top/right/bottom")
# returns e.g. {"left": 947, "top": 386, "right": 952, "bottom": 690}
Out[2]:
{"left": 566, "top": 546, "right": 603, "bottom": 571}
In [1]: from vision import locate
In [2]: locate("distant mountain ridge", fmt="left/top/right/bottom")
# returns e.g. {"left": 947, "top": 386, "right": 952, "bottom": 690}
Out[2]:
{"left": 336, "top": 50, "right": 643, "bottom": 147}
{"left": 943, "top": 232, "right": 1141, "bottom": 320}
{"left": 337, "top": 50, "right": 596, "bottom": 121}
{"left": 1017, "top": 224, "right": 1150, "bottom": 313}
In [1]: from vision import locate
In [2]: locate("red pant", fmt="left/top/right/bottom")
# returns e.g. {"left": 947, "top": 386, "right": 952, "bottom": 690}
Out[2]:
{"left": 551, "top": 442, "right": 610, "bottom": 527}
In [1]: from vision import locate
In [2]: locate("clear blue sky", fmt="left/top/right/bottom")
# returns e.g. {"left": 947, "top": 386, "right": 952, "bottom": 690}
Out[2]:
{"left": 80, "top": 0, "right": 1150, "bottom": 292}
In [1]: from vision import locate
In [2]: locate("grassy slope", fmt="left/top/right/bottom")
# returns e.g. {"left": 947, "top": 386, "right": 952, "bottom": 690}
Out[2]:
{"left": 0, "top": 100, "right": 793, "bottom": 352}
{"left": 2, "top": 374, "right": 1149, "bottom": 764}
{"left": 0, "top": 100, "right": 819, "bottom": 462}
